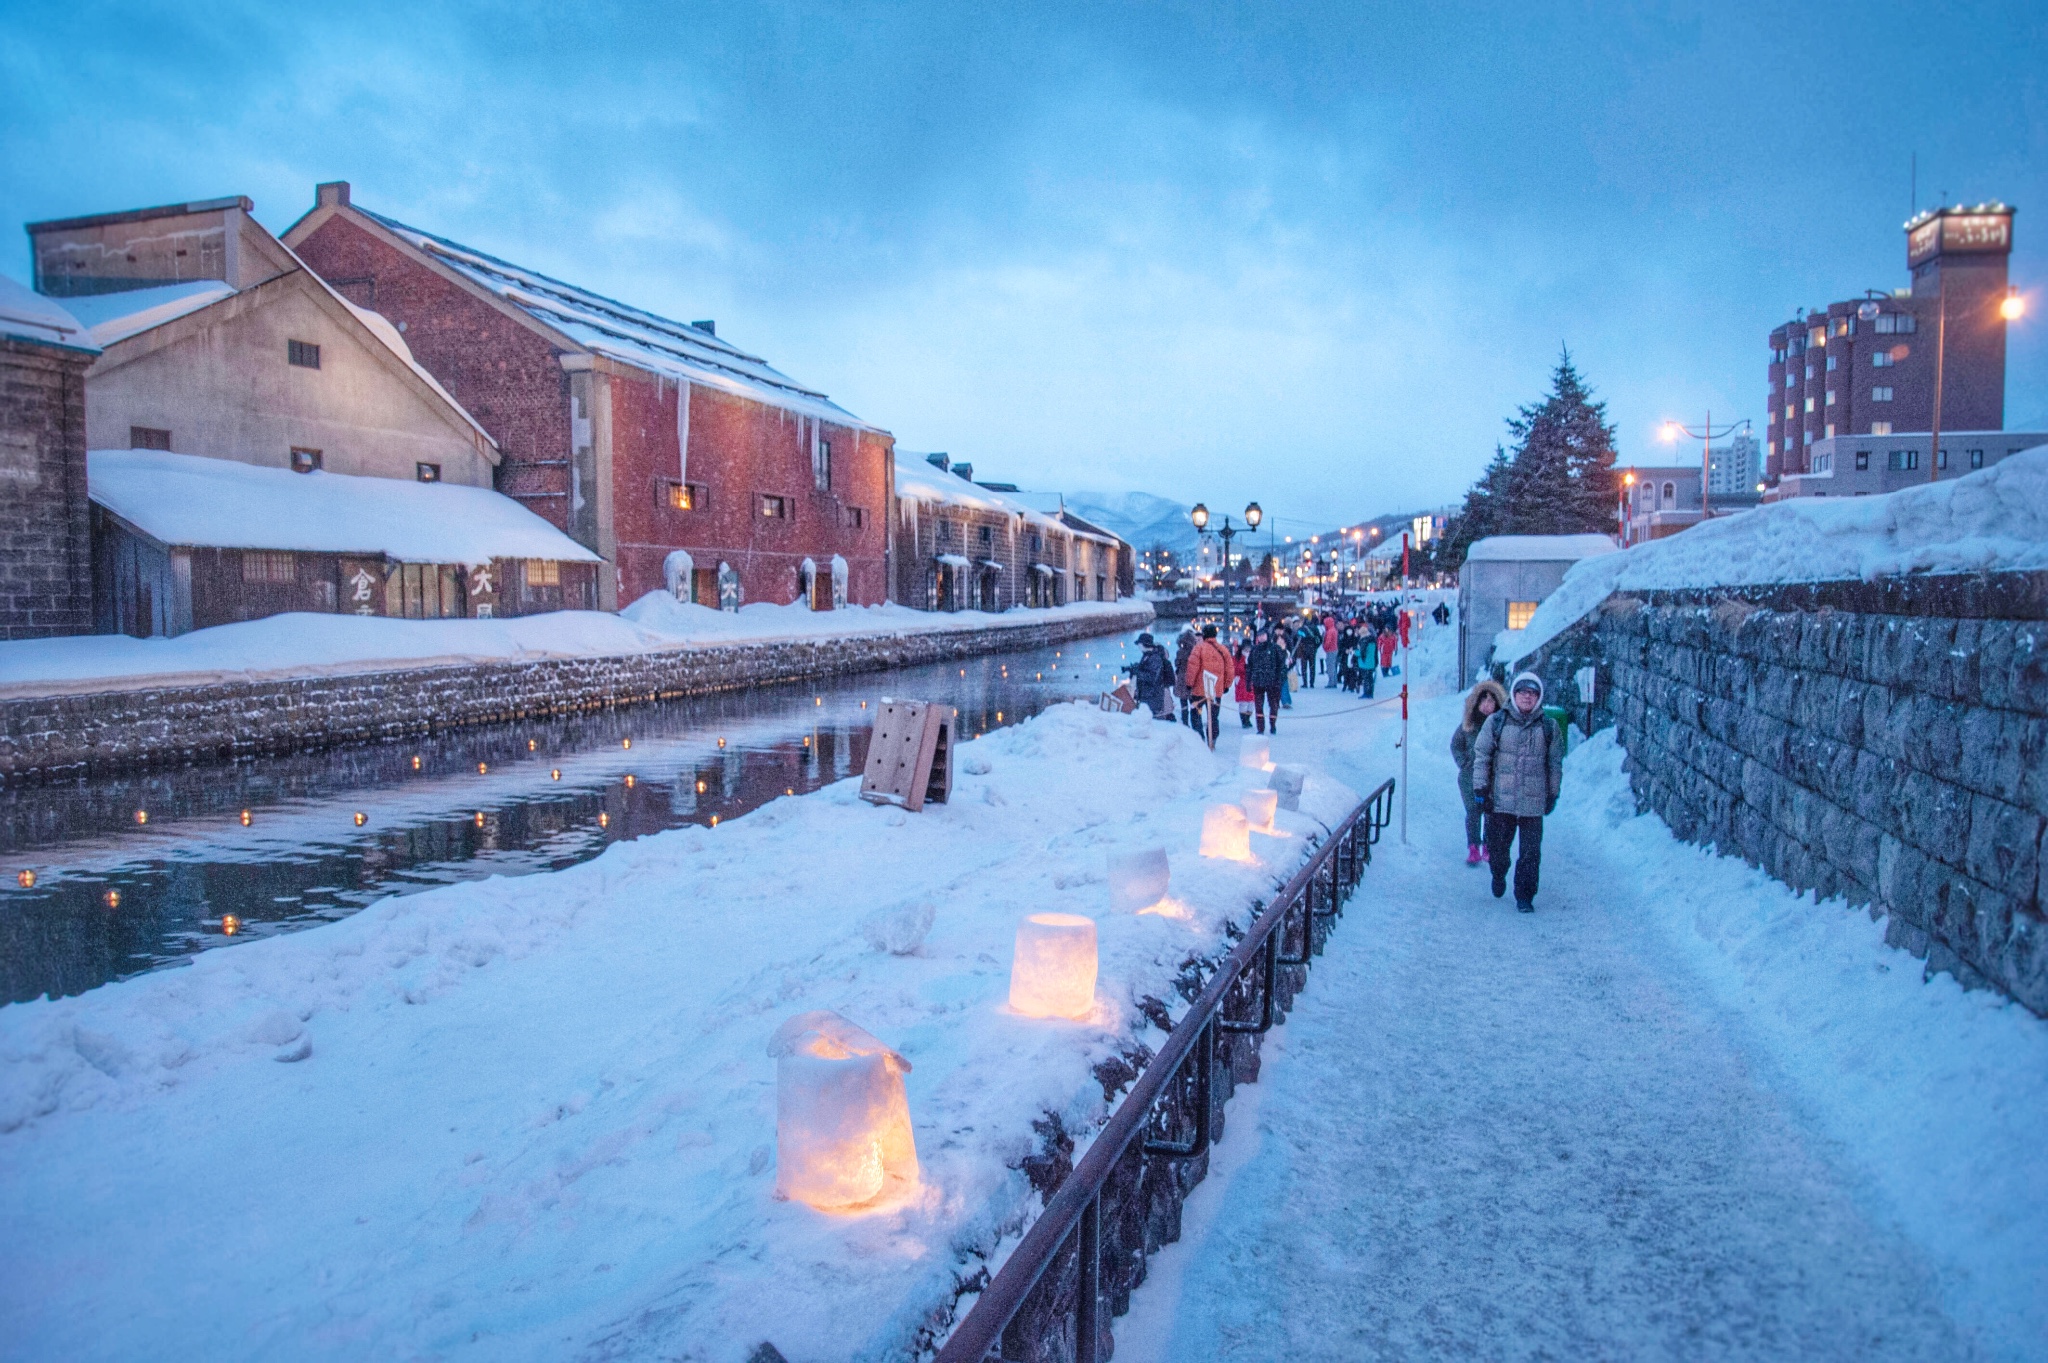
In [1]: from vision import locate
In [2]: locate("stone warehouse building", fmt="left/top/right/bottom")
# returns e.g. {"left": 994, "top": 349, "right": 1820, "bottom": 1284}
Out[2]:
{"left": 28, "top": 196, "right": 500, "bottom": 486}
{"left": 893, "top": 453, "right": 1126, "bottom": 611}
{"left": 0, "top": 277, "right": 98, "bottom": 639}
{"left": 284, "top": 183, "right": 892, "bottom": 613}
{"left": 1766, "top": 202, "right": 2022, "bottom": 492}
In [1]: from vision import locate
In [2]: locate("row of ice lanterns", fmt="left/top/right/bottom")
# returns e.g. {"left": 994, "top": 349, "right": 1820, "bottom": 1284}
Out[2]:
{"left": 775, "top": 736, "right": 1299, "bottom": 1210}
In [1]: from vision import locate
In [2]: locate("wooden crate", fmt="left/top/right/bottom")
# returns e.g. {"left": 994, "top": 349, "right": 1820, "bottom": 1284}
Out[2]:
{"left": 860, "top": 700, "right": 957, "bottom": 811}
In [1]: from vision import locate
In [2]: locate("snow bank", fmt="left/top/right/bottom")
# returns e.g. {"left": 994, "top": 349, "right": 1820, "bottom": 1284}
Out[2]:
{"left": 1512, "top": 447, "right": 2048, "bottom": 663}
{"left": 0, "top": 702, "right": 1355, "bottom": 1361}
{"left": 0, "top": 598, "right": 1148, "bottom": 695}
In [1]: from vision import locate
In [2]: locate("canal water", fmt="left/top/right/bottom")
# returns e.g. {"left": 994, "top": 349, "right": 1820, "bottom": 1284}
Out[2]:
{"left": 1, "top": 635, "right": 1147, "bottom": 1005}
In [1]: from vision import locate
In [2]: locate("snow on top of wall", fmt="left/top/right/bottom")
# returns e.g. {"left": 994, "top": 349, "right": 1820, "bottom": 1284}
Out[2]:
{"left": 0, "top": 274, "right": 96, "bottom": 351}
{"left": 1465, "top": 533, "right": 1621, "bottom": 563}
{"left": 61, "top": 279, "right": 235, "bottom": 347}
{"left": 894, "top": 452, "right": 1071, "bottom": 538}
{"left": 358, "top": 207, "right": 878, "bottom": 431}
{"left": 1511, "top": 446, "right": 2048, "bottom": 665}
{"left": 87, "top": 449, "right": 599, "bottom": 564}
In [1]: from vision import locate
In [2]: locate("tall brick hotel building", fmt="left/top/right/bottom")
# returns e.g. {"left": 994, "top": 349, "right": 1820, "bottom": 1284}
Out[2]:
{"left": 285, "top": 183, "right": 891, "bottom": 610}
{"left": 1767, "top": 202, "right": 2042, "bottom": 498}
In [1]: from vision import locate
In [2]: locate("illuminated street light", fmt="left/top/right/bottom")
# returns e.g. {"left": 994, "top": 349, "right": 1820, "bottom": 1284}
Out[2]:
{"left": 2003, "top": 288, "right": 2027, "bottom": 322}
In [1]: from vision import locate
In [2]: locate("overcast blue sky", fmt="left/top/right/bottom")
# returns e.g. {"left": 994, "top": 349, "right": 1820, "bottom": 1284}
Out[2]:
{"left": 4, "top": 1, "right": 2042, "bottom": 534}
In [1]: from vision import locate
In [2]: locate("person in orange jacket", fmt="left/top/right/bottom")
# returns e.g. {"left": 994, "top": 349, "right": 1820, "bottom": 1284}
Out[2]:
{"left": 1183, "top": 624, "right": 1236, "bottom": 748}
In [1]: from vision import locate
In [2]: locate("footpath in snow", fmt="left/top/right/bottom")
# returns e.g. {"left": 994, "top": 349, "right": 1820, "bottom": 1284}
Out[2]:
{"left": 1116, "top": 629, "right": 2048, "bottom": 1362}
{"left": 0, "top": 595, "right": 1145, "bottom": 696}
{"left": 0, "top": 694, "right": 1356, "bottom": 1361}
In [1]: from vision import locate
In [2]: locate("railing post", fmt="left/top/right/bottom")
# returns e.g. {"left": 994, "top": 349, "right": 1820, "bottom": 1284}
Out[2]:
{"left": 1076, "top": 1194, "right": 1100, "bottom": 1363}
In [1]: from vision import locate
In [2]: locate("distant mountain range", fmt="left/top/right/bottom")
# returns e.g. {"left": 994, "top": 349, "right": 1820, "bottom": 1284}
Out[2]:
{"left": 1060, "top": 490, "right": 1204, "bottom": 557}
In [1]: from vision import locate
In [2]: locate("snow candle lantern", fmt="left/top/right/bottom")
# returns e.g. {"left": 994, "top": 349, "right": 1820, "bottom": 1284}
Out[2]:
{"left": 1238, "top": 738, "right": 1274, "bottom": 772}
{"left": 1269, "top": 765, "right": 1307, "bottom": 811}
{"left": 1241, "top": 788, "right": 1279, "bottom": 832}
{"left": 1009, "top": 913, "right": 1099, "bottom": 1019}
{"left": 1106, "top": 847, "right": 1171, "bottom": 914}
{"left": 769, "top": 1010, "right": 919, "bottom": 1209}
{"left": 1200, "top": 804, "right": 1252, "bottom": 860}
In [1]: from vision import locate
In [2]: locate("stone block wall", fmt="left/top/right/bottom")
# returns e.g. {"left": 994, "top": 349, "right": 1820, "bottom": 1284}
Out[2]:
{"left": 0, "top": 605, "right": 1153, "bottom": 780}
{"left": 0, "top": 337, "right": 93, "bottom": 639}
{"left": 1523, "top": 572, "right": 2047, "bottom": 1014}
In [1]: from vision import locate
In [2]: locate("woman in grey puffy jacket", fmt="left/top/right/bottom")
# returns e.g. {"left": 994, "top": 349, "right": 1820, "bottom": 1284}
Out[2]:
{"left": 1471, "top": 672, "right": 1563, "bottom": 913}
{"left": 1450, "top": 680, "right": 1506, "bottom": 865}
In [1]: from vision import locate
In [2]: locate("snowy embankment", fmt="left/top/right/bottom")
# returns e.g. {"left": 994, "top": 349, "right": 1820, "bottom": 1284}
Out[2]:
{"left": 0, "top": 701, "right": 1353, "bottom": 1362}
{"left": 0, "top": 596, "right": 1146, "bottom": 696}
{"left": 1513, "top": 446, "right": 2048, "bottom": 664}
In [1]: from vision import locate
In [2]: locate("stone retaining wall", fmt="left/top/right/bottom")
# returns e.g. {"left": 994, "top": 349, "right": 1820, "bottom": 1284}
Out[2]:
{"left": 1519, "top": 572, "right": 2047, "bottom": 1014}
{"left": 0, "top": 606, "right": 1153, "bottom": 780}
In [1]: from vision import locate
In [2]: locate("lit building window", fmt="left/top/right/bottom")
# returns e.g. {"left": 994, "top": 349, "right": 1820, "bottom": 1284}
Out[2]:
{"left": 1506, "top": 601, "right": 1538, "bottom": 630}
{"left": 525, "top": 559, "right": 560, "bottom": 587}
{"left": 242, "top": 551, "right": 296, "bottom": 583}
{"left": 1871, "top": 422, "right": 1893, "bottom": 436}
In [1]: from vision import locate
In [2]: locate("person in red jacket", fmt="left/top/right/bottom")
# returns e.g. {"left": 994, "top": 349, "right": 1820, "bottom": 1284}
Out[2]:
{"left": 1377, "top": 626, "right": 1398, "bottom": 676}
{"left": 1231, "top": 642, "right": 1254, "bottom": 728}
{"left": 1321, "top": 614, "right": 1339, "bottom": 688}
{"left": 1183, "top": 624, "right": 1235, "bottom": 749}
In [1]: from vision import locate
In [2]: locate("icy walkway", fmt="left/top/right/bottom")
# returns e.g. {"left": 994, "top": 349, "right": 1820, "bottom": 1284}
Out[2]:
{"left": 1117, "top": 675, "right": 2048, "bottom": 1362}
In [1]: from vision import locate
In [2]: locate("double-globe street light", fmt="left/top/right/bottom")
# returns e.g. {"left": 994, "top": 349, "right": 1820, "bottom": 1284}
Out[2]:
{"left": 1189, "top": 500, "right": 1262, "bottom": 639}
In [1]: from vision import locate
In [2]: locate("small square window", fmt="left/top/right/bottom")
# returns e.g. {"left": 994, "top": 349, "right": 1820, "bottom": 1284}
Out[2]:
{"left": 759, "top": 494, "right": 788, "bottom": 519}
{"left": 1804, "top": 397, "right": 1814, "bottom": 413}
{"left": 1969, "top": 449, "right": 1984, "bottom": 469}
{"left": 130, "top": 425, "right": 172, "bottom": 450}
{"left": 1871, "top": 422, "right": 1892, "bottom": 436}
{"left": 525, "top": 559, "right": 560, "bottom": 587}
{"left": 1825, "top": 389, "right": 1836, "bottom": 406}
{"left": 1872, "top": 351, "right": 1894, "bottom": 368}
{"left": 416, "top": 462, "right": 441, "bottom": 483}
{"left": 1855, "top": 451, "right": 1870, "bottom": 471}
{"left": 290, "top": 447, "right": 323, "bottom": 473}
{"left": 1871, "top": 386, "right": 1893, "bottom": 402}
{"left": 978, "top": 524, "right": 993, "bottom": 545}
{"left": 1506, "top": 601, "right": 1538, "bottom": 631}
{"left": 665, "top": 481, "right": 706, "bottom": 511}
{"left": 844, "top": 506, "right": 867, "bottom": 529}
{"left": 287, "top": 339, "right": 321, "bottom": 369}
{"left": 1826, "top": 355, "right": 1838, "bottom": 371}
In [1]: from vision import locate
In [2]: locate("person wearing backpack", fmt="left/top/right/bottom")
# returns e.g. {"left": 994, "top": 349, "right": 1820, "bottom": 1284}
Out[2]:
{"left": 1470, "top": 672, "right": 1563, "bottom": 913}
{"left": 1183, "top": 624, "right": 1235, "bottom": 749}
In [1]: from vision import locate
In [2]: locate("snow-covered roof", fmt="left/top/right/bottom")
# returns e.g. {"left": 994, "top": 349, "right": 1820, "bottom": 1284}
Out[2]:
{"left": 355, "top": 207, "right": 878, "bottom": 431}
{"left": 894, "top": 452, "right": 1070, "bottom": 536}
{"left": 935, "top": 553, "right": 972, "bottom": 568}
{"left": 88, "top": 449, "right": 600, "bottom": 564}
{"left": 0, "top": 274, "right": 97, "bottom": 351}
{"left": 1510, "top": 446, "right": 2048, "bottom": 665}
{"left": 1466, "top": 534, "right": 1621, "bottom": 563}
{"left": 62, "top": 280, "right": 235, "bottom": 347}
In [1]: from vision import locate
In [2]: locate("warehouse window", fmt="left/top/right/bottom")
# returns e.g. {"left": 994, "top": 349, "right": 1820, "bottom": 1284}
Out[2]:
{"left": 844, "top": 506, "right": 867, "bottom": 529}
{"left": 416, "top": 462, "right": 441, "bottom": 483}
{"left": 525, "top": 559, "right": 560, "bottom": 587}
{"left": 813, "top": 436, "right": 832, "bottom": 491}
{"left": 287, "top": 339, "right": 321, "bottom": 369}
{"left": 290, "top": 447, "right": 322, "bottom": 473}
{"left": 759, "top": 494, "right": 788, "bottom": 519}
{"left": 1855, "top": 451, "right": 1870, "bottom": 471}
{"left": 242, "top": 551, "right": 296, "bottom": 583}
{"left": 1970, "top": 449, "right": 1985, "bottom": 470}
{"left": 130, "top": 425, "right": 171, "bottom": 450}
{"left": 665, "top": 480, "right": 707, "bottom": 511}
{"left": 1506, "top": 601, "right": 1538, "bottom": 631}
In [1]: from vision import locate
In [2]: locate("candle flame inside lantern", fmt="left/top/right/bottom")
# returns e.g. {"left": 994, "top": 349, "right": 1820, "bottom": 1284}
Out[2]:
{"left": 134, "top": 810, "right": 148, "bottom": 826}
{"left": 411, "top": 755, "right": 421, "bottom": 770}
{"left": 717, "top": 738, "right": 726, "bottom": 749}
{"left": 598, "top": 812, "right": 609, "bottom": 828}
{"left": 474, "top": 812, "right": 486, "bottom": 827}
{"left": 1200, "top": 805, "right": 1254, "bottom": 861}
{"left": 1009, "top": 913, "right": 1099, "bottom": 1019}
{"left": 221, "top": 914, "right": 240, "bottom": 936}
{"left": 240, "top": 809, "right": 253, "bottom": 826}
{"left": 622, "top": 738, "right": 632, "bottom": 750}
{"left": 770, "top": 1010, "right": 919, "bottom": 1210}
{"left": 624, "top": 774, "right": 635, "bottom": 788}
{"left": 354, "top": 812, "right": 367, "bottom": 827}
{"left": 551, "top": 769, "right": 561, "bottom": 781}
{"left": 104, "top": 890, "right": 121, "bottom": 908}
{"left": 16, "top": 869, "right": 34, "bottom": 888}
{"left": 528, "top": 739, "right": 536, "bottom": 751}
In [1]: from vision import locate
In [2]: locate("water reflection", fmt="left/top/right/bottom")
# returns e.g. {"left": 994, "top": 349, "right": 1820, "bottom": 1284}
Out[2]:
{"left": 0, "top": 635, "right": 1141, "bottom": 1003}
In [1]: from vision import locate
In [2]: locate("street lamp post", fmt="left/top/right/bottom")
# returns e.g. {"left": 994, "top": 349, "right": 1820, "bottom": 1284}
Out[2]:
{"left": 1189, "top": 500, "right": 1262, "bottom": 640}
{"left": 1660, "top": 415, "right": 1750, "bottom": 520}
{"left": 1618, "top": 471, "right": 1636, "bottom": 545}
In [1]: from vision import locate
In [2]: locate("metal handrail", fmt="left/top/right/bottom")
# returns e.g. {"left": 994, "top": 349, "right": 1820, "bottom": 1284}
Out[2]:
{"left": 935, "top": 776, "right": 1398, "bottom": 1363}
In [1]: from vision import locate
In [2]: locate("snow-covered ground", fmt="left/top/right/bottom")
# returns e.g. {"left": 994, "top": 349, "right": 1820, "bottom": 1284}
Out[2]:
{"left": 0, "top": 697, "right": 1352, "bottom": 1361}
{"left": 1116, "top": 619, "right": 2048, "bottom": 1361}
{"left": 1513, "top": 445, "right": 2048, "bottom": 663}
{"left": 0, "top": 597, "right": 1146, "bottom": 696}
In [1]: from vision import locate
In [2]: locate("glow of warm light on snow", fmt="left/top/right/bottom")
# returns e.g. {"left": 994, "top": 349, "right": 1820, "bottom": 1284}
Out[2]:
{"left": 1136, "top": 896, "right": 1193, "bottom": 921}
{"left": 1238, "top": 738, "right": 1274, "bottom": 773}
{"left": 1200, "top": 804, "right": 1254, "bottom": 861}
{"left": 1008, "top": 913, "right": 1100, "bottom": 1019}
{"left": 769, "top": 1011, "right": 919, "bottom": 1211}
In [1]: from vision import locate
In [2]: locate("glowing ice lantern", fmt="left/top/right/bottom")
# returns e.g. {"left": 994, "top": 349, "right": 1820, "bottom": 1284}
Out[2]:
{"left": 1241, "top": 788, "right": 1279, "bottom": 832}
{"left": 1238, "top": 738, "right": 1274, "bottom": 772}
{"left": 769, "top": 1010, "right": 919, "bottom": 1209}
{"left": 1200, "top": 804, "right": 1252, "bottom": 860}
{"left": 1009, "top": 913, "right": 1099, "bottom": 1019}
{"left": 1106, "top": 847, "right": 1171, "bottom": 914}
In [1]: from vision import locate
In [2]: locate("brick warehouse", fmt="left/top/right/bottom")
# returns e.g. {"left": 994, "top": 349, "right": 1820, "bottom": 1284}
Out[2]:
{"left": 283, "top": 183, "right": 892, "bottom": 612}
{"left": 0, "top": 277, "right": 98, "bottom": 639}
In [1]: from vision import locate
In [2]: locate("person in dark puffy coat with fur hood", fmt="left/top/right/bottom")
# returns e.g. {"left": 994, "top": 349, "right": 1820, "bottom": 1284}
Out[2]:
{"left": 1450, "top": 679, "right": 1507, "bottom": 866}
{"left": 1471, "top": 671, "right": 1563, "bottom": 913}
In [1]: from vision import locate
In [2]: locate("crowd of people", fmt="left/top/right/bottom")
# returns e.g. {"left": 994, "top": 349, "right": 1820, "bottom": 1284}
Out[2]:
{"left": 1122, "top": 596, "right": 1450, "bottom": 747}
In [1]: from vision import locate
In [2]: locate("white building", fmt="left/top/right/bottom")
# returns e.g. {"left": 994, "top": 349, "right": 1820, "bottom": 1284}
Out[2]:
{"left": 1457, "top": 534, "right": 1619, "bottom": 685}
